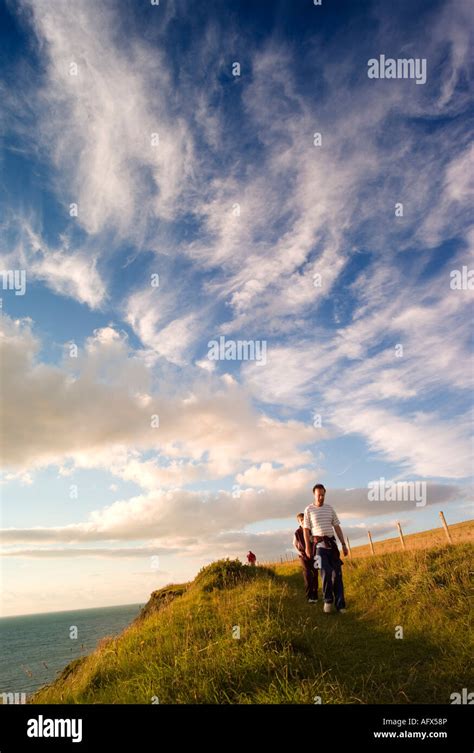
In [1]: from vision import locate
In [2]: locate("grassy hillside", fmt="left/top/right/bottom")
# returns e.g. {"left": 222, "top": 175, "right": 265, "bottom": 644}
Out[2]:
{"left": 30, "top": 542, "right": 473, "bottom": 705}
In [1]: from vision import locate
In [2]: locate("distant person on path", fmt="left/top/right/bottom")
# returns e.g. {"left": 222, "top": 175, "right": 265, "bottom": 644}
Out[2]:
{"left": 293, "top": 513, "right": 318, "bottom": 603}
{"left": 247, "top": 550, "right": 257, "bottom": 566}
{"left": 303, "top": 484, "right": 348, "bottom": 613}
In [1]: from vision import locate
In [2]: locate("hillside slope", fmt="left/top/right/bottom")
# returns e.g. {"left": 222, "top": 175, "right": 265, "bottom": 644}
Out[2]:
{"left": 30, "top": 543, "right": 473, "bottom": 704}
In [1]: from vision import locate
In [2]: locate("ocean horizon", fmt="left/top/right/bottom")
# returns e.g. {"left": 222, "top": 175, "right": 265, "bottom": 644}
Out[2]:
{"left": 0, "top": 603, "right": 143, "bottom": 700}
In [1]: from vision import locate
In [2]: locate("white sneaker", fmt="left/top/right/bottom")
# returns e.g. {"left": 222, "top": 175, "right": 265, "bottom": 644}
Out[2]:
{"left": 308, "top": 599, "right": 318, "bottom": 604}
{"left": 323, "top": 603, "right": 333, "bottom": 613}
{"left": 338, "top": 608, "right": 347, "bottom": 613}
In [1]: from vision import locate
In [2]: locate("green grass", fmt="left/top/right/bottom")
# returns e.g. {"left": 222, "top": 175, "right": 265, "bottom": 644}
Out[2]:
{"left": 30, "top": 543, "right": 473, "bottom": 704}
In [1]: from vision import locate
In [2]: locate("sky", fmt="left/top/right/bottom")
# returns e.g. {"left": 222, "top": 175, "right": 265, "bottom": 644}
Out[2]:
{"left": 0, "top": 0, "right": 472, "bottom": 617}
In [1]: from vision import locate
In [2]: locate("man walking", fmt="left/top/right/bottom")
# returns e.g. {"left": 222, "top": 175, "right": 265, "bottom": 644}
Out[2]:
{"left": 293, "top": 513, "right": 318, "bottom": 603}
{"left": 303, "top": 484, "right": 348, "bottom": 613}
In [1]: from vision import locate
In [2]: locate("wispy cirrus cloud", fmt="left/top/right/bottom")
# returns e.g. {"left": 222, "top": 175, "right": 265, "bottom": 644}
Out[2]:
{"left": 18, "top": 0, "right": 195, "bottom": 239}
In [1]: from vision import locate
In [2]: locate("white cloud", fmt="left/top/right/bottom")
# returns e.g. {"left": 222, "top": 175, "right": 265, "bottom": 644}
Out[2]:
{"left": 1, "top": 483, "right": 466, "bottom": 548}
{"left": 243, "top": 261, "right": 473, "bottom": 479}
{"left": 0, "top": 315, "right": 320, "bottom": 479}
{"left": 20, "top": 0, "right": 194, "bottom": 239}
{"left": 0, "top": 221, "right": 107, "bottom": 309}
{"left": 236, "top": 463, "right": 315, "bottom": 492}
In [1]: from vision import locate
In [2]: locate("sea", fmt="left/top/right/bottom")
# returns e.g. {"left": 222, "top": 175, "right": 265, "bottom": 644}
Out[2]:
{"left": 0, "top": 603, "right": 142, "bottom": 700}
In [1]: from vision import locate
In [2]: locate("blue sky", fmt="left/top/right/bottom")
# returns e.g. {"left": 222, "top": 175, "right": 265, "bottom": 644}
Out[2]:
{"left": 0, "top": 0, "right": 472, "bottom": 616}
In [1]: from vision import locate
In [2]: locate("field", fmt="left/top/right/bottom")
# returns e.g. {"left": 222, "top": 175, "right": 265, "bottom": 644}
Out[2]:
{"left": 30, "top": 521, "right": 474, "bottom": 705}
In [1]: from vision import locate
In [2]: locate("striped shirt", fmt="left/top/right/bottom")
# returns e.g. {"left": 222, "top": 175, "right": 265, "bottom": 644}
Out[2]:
{"left": 303, "top": 503, "right": 340, "bottom": 548}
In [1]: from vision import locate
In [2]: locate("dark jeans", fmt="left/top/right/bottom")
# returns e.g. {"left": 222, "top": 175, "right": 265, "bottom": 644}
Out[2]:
{"left": 314, "top": 547, "right": 345, "bottom": 609}
{"left": 300, "top": 555, "right": 318, "bottom": 600}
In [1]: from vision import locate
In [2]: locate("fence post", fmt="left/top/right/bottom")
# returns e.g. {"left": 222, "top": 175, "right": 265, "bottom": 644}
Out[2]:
{"left": 346, "top": 537, "right": 352, "bottom": 559}
{"left": 396, "top": 522, "right": 406, "bottom": 550}
{"left": 368, "top": 530, "right": 375, "bottom": 555}
{"left": 439, "top": 511, "right": 453, "bottom": 544}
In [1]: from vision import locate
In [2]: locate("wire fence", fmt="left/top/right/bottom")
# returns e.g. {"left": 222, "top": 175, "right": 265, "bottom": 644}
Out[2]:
{"left": 257, "top": 510, "right": 461, "bottom": 567}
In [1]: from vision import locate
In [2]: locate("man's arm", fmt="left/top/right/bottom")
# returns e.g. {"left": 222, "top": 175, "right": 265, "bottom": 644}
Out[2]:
{"left": 334, "top": 524, "right": 348, "bottom": 556}
{"left": 303, "top": 527, "right": 312, "bottom": 558}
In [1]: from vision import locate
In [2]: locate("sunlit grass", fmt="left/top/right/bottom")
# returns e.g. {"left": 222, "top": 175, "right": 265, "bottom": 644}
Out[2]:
{"left": 30, "top": 540, "right": 473, "bottom": 704}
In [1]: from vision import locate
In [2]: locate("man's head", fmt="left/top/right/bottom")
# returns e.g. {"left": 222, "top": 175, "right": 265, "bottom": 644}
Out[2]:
{"left": 312, "top": 483, "right": 326, "bottom": 506}
{"left": 296, "top": 512, "right": 304, "bottom": 526}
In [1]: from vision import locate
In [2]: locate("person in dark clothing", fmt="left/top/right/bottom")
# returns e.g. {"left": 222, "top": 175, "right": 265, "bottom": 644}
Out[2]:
{"left": 293, "top": 513, "right": 318, "bottom": 603}
{"left": 247, "top": 550, "right": 256, "bottom": 566}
